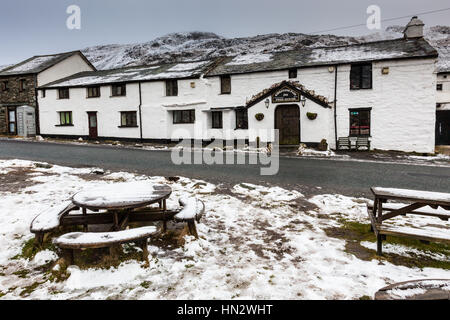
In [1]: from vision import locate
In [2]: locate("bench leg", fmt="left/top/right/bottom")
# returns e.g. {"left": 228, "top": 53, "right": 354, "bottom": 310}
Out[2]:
{"left": 35, "top": 232, "right": 45, "bottom": 246}
{"left": 377, "top": 234, "right": 383, "bottom": 256}
{"left": 109, "top": 245, "right": 121, "bottom": 263}
{"left": 61, "top": 249, "right": 74, "bottom": 266}
{"left": 139, "top": 240, "right": 149, "bottom": 264}
{"left": 187, "top": 221, "right": 199, "bottom": 239}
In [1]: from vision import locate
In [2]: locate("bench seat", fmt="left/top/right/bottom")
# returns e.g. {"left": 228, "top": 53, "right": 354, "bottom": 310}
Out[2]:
{"left": 174, "top": 198, "right": 205, "bottom": 238}
{"left": 54, "top": 226, "right": 158, "bottom": 265}
{"left": 377, "top": 224, "right": 450, "bottom": 244}
{"left": 54, "top": 226, "right": 158, "bottom": 249}
{"left": 367, "top": 201, "right": 450, "bottom": 220}
{"left": 174, "top": 198, "right": 205, "bottom": 222}
{"left": 30, "top": 201, "right": 78, "bottom": 233}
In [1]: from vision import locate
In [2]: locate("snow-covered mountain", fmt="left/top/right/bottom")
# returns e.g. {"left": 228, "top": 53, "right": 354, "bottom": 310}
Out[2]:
{"left": 80, "top": 26, "right": 450, "bottom": 72}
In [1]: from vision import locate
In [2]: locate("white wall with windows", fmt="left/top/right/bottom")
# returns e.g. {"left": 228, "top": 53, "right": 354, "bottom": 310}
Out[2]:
{"left": 38, "top": 56, "right": 437, "bottom": 153}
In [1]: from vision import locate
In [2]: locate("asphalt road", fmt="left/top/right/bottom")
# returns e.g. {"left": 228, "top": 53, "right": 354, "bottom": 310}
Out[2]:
{"left": 1, "top": 139, "right": 449, "bottom": 197}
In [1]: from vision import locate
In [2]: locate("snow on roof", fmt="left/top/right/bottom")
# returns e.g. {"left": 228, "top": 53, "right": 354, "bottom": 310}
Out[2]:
{"left": 437, "top": 46, "right": 450, "bottom": 73}
{"left": 208, "top": 38, "right": 438, "bottom": 76}
{"left": 167, "top": 61, "right": 209, "bottom": 71}
{"left": 226, "top": 53, "right": 273, "bottom": 66}
{"left": 0, "top": 51, "right": 85, "bottom": 76}
{"left": 43, "top": 60, "right": 213, "bottom": 88}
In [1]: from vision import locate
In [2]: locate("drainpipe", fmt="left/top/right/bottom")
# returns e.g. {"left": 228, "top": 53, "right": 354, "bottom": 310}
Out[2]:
{"left": 138, "top": 82, "right": 143, "bottom": 142}
{"left": 333, "top": 65, "right": 338, "bottom": 149}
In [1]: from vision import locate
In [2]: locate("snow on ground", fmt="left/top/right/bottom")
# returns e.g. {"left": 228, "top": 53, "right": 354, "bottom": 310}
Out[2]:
{"left": 0, "top": 159, "right": 449, "bottom": 300}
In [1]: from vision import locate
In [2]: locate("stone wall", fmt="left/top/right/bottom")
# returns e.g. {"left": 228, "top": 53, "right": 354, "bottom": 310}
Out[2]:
{"left": 0, "top": 75, "right": 37, "bottom": 106}
{"left": 0, "top": 75, "right": 37, "bottom": 135}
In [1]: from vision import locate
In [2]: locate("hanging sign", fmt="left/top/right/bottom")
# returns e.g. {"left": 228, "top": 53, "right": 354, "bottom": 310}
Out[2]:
{"left": 271, "top": 86, "right": 301, "bottom": 103}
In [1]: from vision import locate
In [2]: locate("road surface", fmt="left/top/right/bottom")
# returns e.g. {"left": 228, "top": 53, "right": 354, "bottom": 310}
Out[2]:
{"left": 0, "top": 139, "right": 449, "bottom": 197}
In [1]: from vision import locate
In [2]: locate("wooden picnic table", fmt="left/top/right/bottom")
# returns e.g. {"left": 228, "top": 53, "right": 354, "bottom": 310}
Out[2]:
{"left": 71, "top": 181, "right": 172, "bottom": 231}
{"left": 369, "top": 187, "right": 450, "bottom": 255}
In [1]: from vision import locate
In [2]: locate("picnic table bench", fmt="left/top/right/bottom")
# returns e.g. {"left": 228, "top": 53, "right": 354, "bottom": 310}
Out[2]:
{"left": 54, "top": 226, "right": 158, "bottom": 265}
{"left": 29, "top": 181, "right": 206, "bottom": 265}
{"left": 368, "top": 187, "right": 450, "bottom": 255}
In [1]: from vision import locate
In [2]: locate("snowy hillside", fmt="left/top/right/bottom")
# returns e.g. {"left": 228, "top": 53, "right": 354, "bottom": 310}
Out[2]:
{"left": 79, "top": 26, "right": 450, "bottom": 72}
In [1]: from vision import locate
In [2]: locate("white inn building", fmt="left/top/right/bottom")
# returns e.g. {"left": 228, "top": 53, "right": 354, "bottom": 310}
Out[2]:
{"left": 32, "top": 17, "right": 446, "bottom": 153}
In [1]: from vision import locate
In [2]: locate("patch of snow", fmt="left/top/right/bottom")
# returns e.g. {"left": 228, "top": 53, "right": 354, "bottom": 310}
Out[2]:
{"left": 227, "top": 53, "right": 273, "bottom": 65}
{"left": 1, "top": 56, "right": 57, "bottom": 74}
{"left": 167, "top": 61, "right": 208, "bottom": 71}
{"left": 32, "top": 250, "right": 58, "bottom": 266}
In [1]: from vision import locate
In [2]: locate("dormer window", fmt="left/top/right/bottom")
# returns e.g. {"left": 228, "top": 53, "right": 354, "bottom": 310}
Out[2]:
{"left": 350, "top": 63, "right": 372, "bottom": 90}
{"left": 58, "top": 88, "right": 70, "bottom": 99}
{"left": 87, "top": 86, "right": 101, "bottom": 98}
{"left": 220, "top": 75, "right": 231, "bottom": 94}
{"left": 166, "top": 80, "right": 178, "bottom": 96}
{"left": 288, "top": 68, "right": 297, "bottom": 79}
{"left": 111, "top": 84, "right": 126, "bottom": 97}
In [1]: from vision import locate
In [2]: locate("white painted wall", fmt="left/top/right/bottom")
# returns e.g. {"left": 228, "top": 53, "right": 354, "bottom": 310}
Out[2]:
{"left": 37, "top": 53, "right": 95, "bottom": 86}
{"left": 38, "top": 56, "right": 437, "bottom": 153}
{"left": 39, "top": 84, "right": 141, "bottom": 138}
{"left": 437, "top": 72, "right": 450, "bottom": 111}
{"left": 335, "top": 59, "right": 437, "bottom": 153}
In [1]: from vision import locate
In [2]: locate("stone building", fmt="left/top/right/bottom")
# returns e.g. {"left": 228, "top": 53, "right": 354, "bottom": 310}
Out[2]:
{"left": 0, "top": 51, "right": 95, "bottom": 135}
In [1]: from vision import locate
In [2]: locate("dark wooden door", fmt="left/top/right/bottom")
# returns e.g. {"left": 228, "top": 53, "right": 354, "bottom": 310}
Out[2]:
{"left": 275, "top": 105, "right": 300, "bottom": 145}
{"left": 87, "top": 112, "right": 98, "bottom": 139}
{"left": 436, "top": 110, "right": 450, "bottom": 145}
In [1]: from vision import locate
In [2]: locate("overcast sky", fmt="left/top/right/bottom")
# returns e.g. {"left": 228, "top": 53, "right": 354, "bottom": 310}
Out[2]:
{"left": 0, "top": 0, "right": 449, "bottom": 65}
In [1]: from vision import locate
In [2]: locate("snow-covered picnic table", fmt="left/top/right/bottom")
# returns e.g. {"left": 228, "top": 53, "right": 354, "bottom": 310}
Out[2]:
{"left": 72, "top": 181, "right": 172, "bottom": 210}
{"left": 30, "top": 181, "right": 205, "bottom": 265}
{"left": 368, "top": 187, "right": 450, "bottom": 255}
{"left": 72, "top": 181, "right": 172, "bottom": 232}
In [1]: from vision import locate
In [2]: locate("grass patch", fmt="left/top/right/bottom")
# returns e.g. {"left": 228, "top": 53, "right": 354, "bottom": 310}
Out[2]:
{"left": 19, "top": 281, "right": 43, "bottom": 297}
{"left": 325, "top": 219, "right": 450, "bottom": 269}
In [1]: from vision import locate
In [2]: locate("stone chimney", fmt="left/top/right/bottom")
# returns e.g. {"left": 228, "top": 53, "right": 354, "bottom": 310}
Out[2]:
{"left": 403, "top": 16, "right": 424, "bottom": 39}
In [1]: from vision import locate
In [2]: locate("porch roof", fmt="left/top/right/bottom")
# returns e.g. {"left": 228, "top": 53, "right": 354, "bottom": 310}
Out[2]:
{"left": 246, "top": 80, "right": 331, "bottom": 108}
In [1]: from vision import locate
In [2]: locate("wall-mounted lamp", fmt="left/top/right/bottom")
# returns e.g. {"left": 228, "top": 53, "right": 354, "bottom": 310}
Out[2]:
{"left": 300, "top": 95, "right": 306, "bottom": 107}
{"left": 265, "top": 99, "right": 270, "bottom": 109}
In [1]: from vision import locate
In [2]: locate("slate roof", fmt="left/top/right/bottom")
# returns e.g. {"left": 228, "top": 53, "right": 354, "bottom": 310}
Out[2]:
{"left": 246, "top": 80, "right": 331, "bottom": 108}
{"left": 41, "top": 60, "right": 216, "bottom": 88}
{"left": 207, "top": 38, "right": 438, "bottom": 77}
{"left": 0, "top": 51, "right": 95, "bottom": 76}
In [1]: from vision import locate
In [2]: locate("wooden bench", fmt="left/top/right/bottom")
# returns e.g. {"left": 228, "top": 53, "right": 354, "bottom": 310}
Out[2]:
{"left": 337, "top": 137, "right": 351, "bottom": 150}
{"left": 367, "top": 201, "right": 450, "bottom": 221}
{"left": 174, "top": 198, "right": 205, "bottom": 238}
{"left": 53, "top": 226, "right": 159, "bottom": 265}
{"left": 30, "top": 201, "right": 79, "bottom": 245}
{"left": 356, "top": 137, "right": 370, "bottom": 150}
{"left": 368, "top": 187, "right": 450, "bottom": 255}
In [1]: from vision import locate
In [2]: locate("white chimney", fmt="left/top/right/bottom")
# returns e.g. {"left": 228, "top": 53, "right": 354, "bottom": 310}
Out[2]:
{"left": 403, "top": 16, "right": 424, "bottom": 39}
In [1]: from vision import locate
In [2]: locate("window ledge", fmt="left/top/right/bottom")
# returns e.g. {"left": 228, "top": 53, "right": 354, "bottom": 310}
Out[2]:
{"left": 118, "top": 125, "right": 139, "bottom": 128}
{"left": 234, "top": 128, "right": 248, "bottom": 130}
{"left": 55, "top": 124, "right": 74, "bottom": 127}
{"left": 219, "top": 93, "right": 231, "bottom": 95}
{"left": 110, "top": 95, "right": 126, "bottom": 98}
{"left": 87, "top": 96, "right": 101, "bottom": 99}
